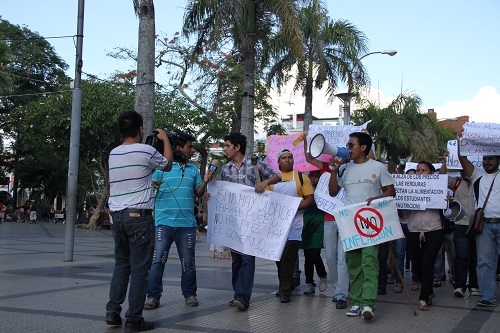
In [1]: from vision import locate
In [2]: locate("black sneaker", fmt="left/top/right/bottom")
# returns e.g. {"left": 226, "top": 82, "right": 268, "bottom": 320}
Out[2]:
{"left": 124, "top": 318, "right": 155, "bottom": 332}
{"left": 477, "top": 300, "right": 497, "bottom": 307}
{"left": 336, "top": 299, "right": 348, "bottom": 309}
{"left": 280, "top": 294, "right": 291, "bottom": 303}
{"left": 105, "top": 311, "right": 122, "bottom": 326}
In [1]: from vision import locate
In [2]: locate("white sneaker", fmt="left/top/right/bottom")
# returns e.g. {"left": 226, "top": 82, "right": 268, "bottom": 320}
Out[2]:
{"left": 362, "top": 306, "right": 374, "bottom": 320}
{"left": 454, "top": 288, "right": 468, "bottom": 297}
{"left": 470, "top": 288, "right": 480, "bottom": 296}
{"left": 346, "top": 305, "right": 361, "bottom": 317}
{"left": 319, "top": 277, "right": 327, "bottom": 292}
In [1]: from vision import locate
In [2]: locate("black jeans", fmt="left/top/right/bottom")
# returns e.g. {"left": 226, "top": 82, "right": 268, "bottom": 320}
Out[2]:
{"left": 408, "top": 229, "right": 444, "bottom": 302}
{"left": 276, "top": 240, "right": 301, "bottom": 295}
{"left": 106, "top": 212, "right": 155, "bottom": 320}
{"left": 304, "top": 248, "right": 327, "bottom": 284}
{"left": 378, "top": 242, "right": 389, "bottom": 289}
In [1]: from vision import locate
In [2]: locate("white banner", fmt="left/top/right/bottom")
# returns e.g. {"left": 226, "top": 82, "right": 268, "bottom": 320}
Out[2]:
{"left": 446, "top": 140, "right": 483, "bottom": 170}
{"left": 460, "top": 122, "right": 500, "bottom": 156}
{"left": 392, "top": 174, "right": 448, "bottom": 210}
{"left": 309, "top": 120, "right": 371, "bottom": 147}
{"left": 313, "top": 172, "right": 345, "bottom": 214}
{"left": 332, "top": 197, "right": 404, "bottom": 251}
{"left": 206, "top": 181, "right": 302, "bottom": 261}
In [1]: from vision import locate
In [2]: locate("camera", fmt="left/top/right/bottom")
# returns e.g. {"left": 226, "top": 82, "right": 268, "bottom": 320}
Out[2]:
{"left": 145, "top": 131, "right": 188, "bottom": 164}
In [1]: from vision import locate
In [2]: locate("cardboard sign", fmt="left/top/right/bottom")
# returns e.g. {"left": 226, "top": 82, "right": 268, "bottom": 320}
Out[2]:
{"left": 446, "top": 140, "right": 483, "bottom": 170}
{"left": 313, "top": 172, "right": 345, "bottom": 214}
{"left": 309, "top": 120, "right": 371, "bottom": 147}
{"left": 460, "top": 122, "right": 500, "bottom": 156}
{"left": 392, "top": 174, "right": 448, "bottom": 210}
{"left": 332, "top": 197, "right": 404, "bottom": 251}
{"left": 206, "top": 181, "right": 302, "bottom": 261}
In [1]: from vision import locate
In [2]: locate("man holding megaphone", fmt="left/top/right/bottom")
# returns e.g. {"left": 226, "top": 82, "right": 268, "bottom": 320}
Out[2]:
{"left": 328, "top": 132, "right": 395, "bottom": 320}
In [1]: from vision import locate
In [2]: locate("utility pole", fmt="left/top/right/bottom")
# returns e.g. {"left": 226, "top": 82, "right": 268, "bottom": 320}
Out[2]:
{"left": 64, "top": 0, "right": 85, "bottom": 262}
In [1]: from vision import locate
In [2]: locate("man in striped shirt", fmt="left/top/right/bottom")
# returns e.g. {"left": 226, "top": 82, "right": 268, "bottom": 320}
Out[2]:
{"left": 106, "top": 111, "right": 172, "bottom": 332}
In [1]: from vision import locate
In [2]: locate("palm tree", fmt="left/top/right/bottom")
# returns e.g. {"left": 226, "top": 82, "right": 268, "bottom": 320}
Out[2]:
{"left": 183, "top": 0, "right": 304, "bottom": 153}
{"left": 264, "top": 0, "right": 369, "bottom": 130}
{"left": 133, "top": 0, "right": 156, "bottom": 135}
{"left": 352, "top": 92, "right": 443, "bottom": 165}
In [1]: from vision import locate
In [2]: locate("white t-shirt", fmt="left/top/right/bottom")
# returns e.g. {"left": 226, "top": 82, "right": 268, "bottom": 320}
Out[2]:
{"left": 108, "top": 143, "right": 169, "bottom": 211}
{"left": 470, "top": 168, "right": 500, "bottom": 218}
{"left": 338, "top": 159, "right": 395, "bottom": 205}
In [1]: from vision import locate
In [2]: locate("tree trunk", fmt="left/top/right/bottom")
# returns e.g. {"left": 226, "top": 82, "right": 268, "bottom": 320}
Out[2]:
{"left": 135, "top": 0, "right": 155, "bottom": 137}
{"left": 303, "top": 54, "right": 314, "bottom": 130}
{"left": 240, "top": 0, "right": 256, "bottom": 155}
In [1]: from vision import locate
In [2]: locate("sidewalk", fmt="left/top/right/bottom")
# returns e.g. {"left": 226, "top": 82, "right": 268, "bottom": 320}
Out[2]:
{"left": 0, "top": 221, "right": 498, "bottom": 332}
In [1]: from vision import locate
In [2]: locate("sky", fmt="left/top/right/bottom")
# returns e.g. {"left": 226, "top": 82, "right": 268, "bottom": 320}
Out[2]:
{"left": 2, "top": 0, "right": 500, "bottom": 132}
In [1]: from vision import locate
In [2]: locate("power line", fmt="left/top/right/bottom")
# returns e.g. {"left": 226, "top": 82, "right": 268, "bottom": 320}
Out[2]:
{"left": 0, "top": 35, "right": 81, "bottom": 41}
{"left": 0, "top": 90, "right": 69, "bottom": 98}
{"left": 0, "top": 70, "right": 64, "bottom": 86}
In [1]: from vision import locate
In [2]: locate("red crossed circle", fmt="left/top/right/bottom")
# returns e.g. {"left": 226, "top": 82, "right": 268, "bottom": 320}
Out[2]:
{"left": 354, "top": 207, "right": 384, "bottom": 238}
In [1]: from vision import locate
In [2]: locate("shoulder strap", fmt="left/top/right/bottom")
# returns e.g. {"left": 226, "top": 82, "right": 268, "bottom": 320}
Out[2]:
{"left": 298, "top": 171, "right": 303, "bottom": 186}
{"left": 453, "top": 178, "right": 462, "bottom": 193}
{"left": 473, "top": 177, "right": 481, "bottom": 204}
{"left": 482, "top": 172, "right": 499, "bottom": 210}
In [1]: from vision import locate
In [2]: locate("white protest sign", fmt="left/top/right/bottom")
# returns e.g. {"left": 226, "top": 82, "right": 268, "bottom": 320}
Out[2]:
{"left": 332, "top": 197, "right": 404, "bottom": 251}
{"left": 446, "top": 140, "right": 483, "bottom": 170}
{"left": 392, "top": 174, "right": 448, "bottom": 210}
{"left": 309, "top": 120, "right": 372, "bottom": 147}
{"left": 313, "top": 172, "right": 345, "bottom": 214}
{"left": 460, "top": 122, "right": 500, "bottom": 156}
{"left": 206, "top": 181, "right": 302, "bottom": 261}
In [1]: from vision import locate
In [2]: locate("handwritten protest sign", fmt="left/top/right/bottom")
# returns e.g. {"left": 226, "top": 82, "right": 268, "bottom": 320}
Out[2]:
{"left": 264, "top": 121, "right": 371, "bottom": 172}
{"left": 313, "top": 172, "right": 345, "bottom": 214}
{"left": 309, "top": 120, "right": 371, "bottom": 147}
{"left": 446, "top": 140, "right": 483, "bottom": 170}
{"left": 206, "top": 181, "right": 302, "bottom": 261}
{"left": 332, "top": 197, "right": 403, "bottom": 251}
{"left": 392, "top": 174, "right": 448, "bottom": 210}
{"left": 460, "top": 122, "right": 500, "bottom": 156}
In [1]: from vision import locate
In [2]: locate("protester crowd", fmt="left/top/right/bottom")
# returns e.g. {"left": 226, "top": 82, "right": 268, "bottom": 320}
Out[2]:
{"left": 103, "top": 110, "right": 499, "bottom": 332}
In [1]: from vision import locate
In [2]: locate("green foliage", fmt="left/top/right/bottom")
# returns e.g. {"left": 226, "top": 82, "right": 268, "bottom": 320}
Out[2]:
{"left": 352, "top": 91, "right": 451, "bottom": 168}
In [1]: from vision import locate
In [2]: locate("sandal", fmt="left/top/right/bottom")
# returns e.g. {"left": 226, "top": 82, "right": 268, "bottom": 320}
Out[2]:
{"left": 419, "top": 300, "right": 429, "bottom": 311}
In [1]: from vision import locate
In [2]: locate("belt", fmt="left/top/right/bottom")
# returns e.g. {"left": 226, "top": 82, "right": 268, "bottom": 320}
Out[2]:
{"left": 484, "top": 218, "right": 500, "bottom": 223}
{"left": 120, "top": 208, "right": 153, "bottom": 217}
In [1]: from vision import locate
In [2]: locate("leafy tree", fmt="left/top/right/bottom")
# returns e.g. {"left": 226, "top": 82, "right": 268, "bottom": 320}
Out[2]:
{"left": 0, "top": 19, "right": 70, "bottom": 205}
{"left": 264, "top": 0, "right": 369, "bottom": 130}
{"left": 7, "top": 79, "right": 134, "bottom": 225}
{"left": 183, "top": 0, "right": 304, "bottom": 153}
{"left": 352, "top": 92, "right": 450, "bottom": 168}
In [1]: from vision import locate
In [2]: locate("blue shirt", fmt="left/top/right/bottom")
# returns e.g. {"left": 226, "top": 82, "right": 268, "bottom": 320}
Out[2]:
{"left": 153, "top": 162, "right": 202, "bottom": 227}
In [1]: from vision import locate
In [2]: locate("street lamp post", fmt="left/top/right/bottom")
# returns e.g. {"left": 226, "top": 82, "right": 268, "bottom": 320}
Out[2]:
{"left": 336, "top": 50, "right": 397, "bottom": 125}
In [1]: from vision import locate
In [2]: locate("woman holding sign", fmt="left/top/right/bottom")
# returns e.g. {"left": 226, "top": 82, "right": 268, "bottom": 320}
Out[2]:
{"left": 406, "top": 161, "right": 445, "bottom": 311}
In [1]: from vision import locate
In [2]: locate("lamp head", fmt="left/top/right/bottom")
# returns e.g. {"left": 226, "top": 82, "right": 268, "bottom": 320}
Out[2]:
{"left": 381, "top": 50, "right": 397, "bottom": 56}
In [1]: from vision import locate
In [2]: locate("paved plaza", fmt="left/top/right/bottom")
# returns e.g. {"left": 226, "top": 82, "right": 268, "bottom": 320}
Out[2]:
{"left": 0, "top": 221, "right": 499, "bottom": 332}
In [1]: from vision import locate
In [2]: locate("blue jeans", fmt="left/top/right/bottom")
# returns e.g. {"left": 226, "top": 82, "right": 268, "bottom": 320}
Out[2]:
{"left": 147, "top": 226, "right": 197, "bottom": 299}
{"left": 231, "top": 252, "right": 256, "bottom": 306}
{"left": 106, "top": 212, "right": 155, "bottom": 321}
{"left": 324, "top": 222, "right": 349, "bottom": 301}
{"left": 453, "top": 225, "right": 478, "bottom": 290}
{"left": 476, "top": 222, "right": 500, "bottom": 303}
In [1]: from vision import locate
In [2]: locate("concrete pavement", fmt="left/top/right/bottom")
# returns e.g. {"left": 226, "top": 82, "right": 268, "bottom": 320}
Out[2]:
{"left": 0, "top": 221, "right": 498, "bottom": 332}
